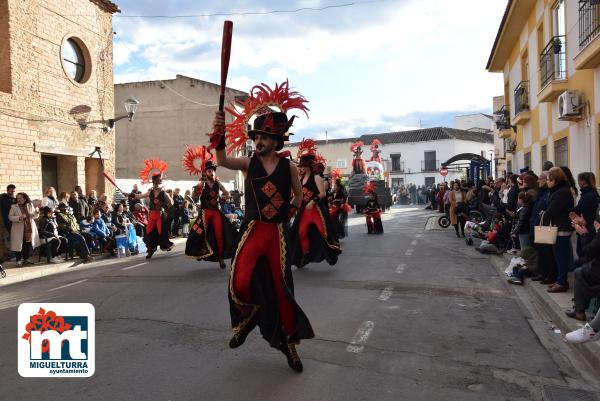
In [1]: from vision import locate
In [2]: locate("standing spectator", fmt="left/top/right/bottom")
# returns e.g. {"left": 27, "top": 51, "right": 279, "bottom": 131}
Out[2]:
{"left": 1, "top": 184, "right": 16, "bottom": 234}
{"left": 545, "top": 167, "right": 575, "bottom": 293}
{"left": 87, "top": 190, "right": 99, "bottom": 210}
{"left": 530, "top": 172, "right": 557, "bottom": 284}
{"left": 55, "top": 203, "right": 93, "bottom": 263}
{"left": 172, "top": 188, "right": 185, "bottom": 237}
{"left": 69, "top": 190, "right": 89, "bottom": 222}
{"left": 561, "top": 166, "right": 579, "bottom": 203}
{"left": 511, "top": 192, "right": 533, "bottom": 252}
{"left": 506, "top": 175, "right": 519, "bottom": 215}
{"left": 165, "top": 189, "right": 175, "bottom": 237}
{"left": 38, "top": 206, "right": 68, "bottom": 263}
{"left": 449, "top": 182, "right": 467, "bottom": 238}
{"left": 437, "top": 184, "right": 446, "bottom": 213}
{"left": 1, "top": 184, "right": 17, "bottom": 257}
{"left": 41, "top": 187, "right": 59, "bottom": 210}
{"left": 9, "top": 192, "right": 40, "bottom": 266}
{"left": 128, "top": 184, "right": 142, "bottom": 210}
{"left": 181, "top": 200, "right": 191, "bottom": 238}
{"left": 573, "top": 172, "right": 600, "bottom": 257}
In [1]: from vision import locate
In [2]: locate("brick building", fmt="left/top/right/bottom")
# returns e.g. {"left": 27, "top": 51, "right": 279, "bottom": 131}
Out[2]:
{"left": 0, "top": 0, "right": 120, "bottom": 200}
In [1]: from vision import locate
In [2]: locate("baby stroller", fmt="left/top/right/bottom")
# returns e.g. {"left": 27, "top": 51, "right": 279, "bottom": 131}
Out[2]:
{"left": 464, "top": 204, "right": 498, "bottom": 246}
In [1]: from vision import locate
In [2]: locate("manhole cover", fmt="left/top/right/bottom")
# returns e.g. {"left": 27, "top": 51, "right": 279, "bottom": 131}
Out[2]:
{"left": 542, "top": 385, "right": 599, "bottom": 401}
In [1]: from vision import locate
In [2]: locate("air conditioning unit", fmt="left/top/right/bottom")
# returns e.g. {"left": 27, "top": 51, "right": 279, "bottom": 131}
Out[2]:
{"left": 558, "top": 91, "right": 582, "bottom": 120}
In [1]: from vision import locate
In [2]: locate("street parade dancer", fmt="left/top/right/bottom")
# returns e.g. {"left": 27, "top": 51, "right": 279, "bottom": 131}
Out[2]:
{"left": 351, "top": 140, "right": 367, "bottom": 174}
{"left": 329, "top": 168, "right": 351, "bottom": 239}
{"left": 364, "top": 182, "right": 384, "bottom": 234}
{"left": 183, "top": 146, "right": 236, "bottom": 269}
{"left": 369, "top": 139, "right": 383, "bottom": 163}
{"left": 289, "top": 139, "right": 341, "bottom": 268}
{"left": 128, "top": 159, "right": 175, "bottom": 259}
{"left": 209, "top": 81, "right": 315, "bottom": 373}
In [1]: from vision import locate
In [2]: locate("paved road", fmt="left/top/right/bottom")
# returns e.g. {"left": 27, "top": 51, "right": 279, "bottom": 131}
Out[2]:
{"left": 0, "top": 206, "right": 597, "bottom": 401}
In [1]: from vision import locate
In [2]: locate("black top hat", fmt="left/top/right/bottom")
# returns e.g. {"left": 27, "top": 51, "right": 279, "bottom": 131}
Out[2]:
{"left": 298, "top": 154, "right": 316, "bottom": 168}
{"left": 151, "top": 173, "right": 162, "bottom": 182}
{"left": 248, "top": 112, "right": 295, "bottom": 151}
{"left": 204, "top": 160, "right": 217, "bottom": 171}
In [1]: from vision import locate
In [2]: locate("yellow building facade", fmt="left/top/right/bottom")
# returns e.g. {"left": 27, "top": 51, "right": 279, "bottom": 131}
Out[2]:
{"left": 487, "top": 0, "right": 600, "bottom": 178}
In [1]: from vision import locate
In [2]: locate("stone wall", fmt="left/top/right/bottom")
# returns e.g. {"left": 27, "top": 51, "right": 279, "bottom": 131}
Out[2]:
{"left": 0, "top": 0, "right": 117, "bottom": 200}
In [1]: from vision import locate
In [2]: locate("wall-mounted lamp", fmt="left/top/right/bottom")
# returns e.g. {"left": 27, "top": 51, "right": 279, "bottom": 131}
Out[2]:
{"left": 107, "top": 98, "right": 140, "bottom": 130}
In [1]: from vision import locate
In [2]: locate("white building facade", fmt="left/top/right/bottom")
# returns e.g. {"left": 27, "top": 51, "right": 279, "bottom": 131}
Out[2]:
{"left": 362, "top": 128, "right": 494, "bottom": 188}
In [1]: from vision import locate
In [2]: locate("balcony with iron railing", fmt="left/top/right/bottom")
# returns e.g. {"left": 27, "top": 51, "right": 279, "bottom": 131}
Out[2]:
{"left": 494, "top": 105, "right": 514, "bottom": 139}
{"left": 390, "top": 160, "right": 405, "bottom": 173}
{"left": 513, "top": 81, "right": 531, "bottom": 125}
{"left": 575, "top": 0, "right": 600, "bottom": 70}
{"left": 421, "top": 160, "right": 439, "bottom": 172}
{"left": 504, "top": 138, "right": 517, "bottom": 154}
{"left": 539, "top": 35, "right": 568, "bottom": 102}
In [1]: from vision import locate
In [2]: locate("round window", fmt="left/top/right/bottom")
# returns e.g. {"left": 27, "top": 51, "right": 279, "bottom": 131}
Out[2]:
{"left": 62, "top": 38, "right": 86, "bottom": 83}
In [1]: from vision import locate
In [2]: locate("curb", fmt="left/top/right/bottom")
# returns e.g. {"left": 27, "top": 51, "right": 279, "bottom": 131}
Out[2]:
{"left": 493, "top": 253, "right": 600, "bottom": 375}
{"left": 0, "top": 238, "right": 187, "bottom": 287}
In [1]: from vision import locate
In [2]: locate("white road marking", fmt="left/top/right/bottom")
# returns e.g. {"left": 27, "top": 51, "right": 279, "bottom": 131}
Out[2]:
{"left": 405, "top": 249, "right": 414, "bottom": 256}
{"left": 396, "top": 263, "right": 406, "bottom": 274}
{"left": 411, "top": 240, "right": 417, "bottom": 246}
{"left": 347, "top": 321, "right": 375, "bottom": 353}
{"left": 416, "top": 234, "right": 423, "bottom": 238}
{"left": 47, "top": 279, "right": 88, "bottom": 292}
{"left": 122, "top": 262, "right": 148, "bottom": 271}
{"left": 378, "top": 287, "right": 394, "bottom": 301}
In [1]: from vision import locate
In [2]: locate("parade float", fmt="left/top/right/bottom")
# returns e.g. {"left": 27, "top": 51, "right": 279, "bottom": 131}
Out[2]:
{"left": 347, "top": 139, "right": 392, "bottom": 212}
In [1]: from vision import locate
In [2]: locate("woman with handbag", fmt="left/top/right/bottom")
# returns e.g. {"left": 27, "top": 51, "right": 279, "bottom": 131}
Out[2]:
{"left": 544, "top": 167, "right": 575, "bottom": 293}
{"left": 9, "top": 192, "right": 40, "bottom": 266}
{"left": 449, "top": 181, "right": 467, "bottom": 238}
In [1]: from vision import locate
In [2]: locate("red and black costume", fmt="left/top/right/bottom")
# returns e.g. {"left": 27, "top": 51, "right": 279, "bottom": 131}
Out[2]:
{"left": 145, "top": 183, "right": 175, "bottom": 254}
{"left": 369, "top": 139, "right": 383, "bottom": 163}
{"left": 185, "top": 161, "right": 236, "bottom": 268}
{"left": 218, "top": 81, "right": 314, "bottom": 372}
{"left": 364, "top": 182, "right": 384, "bottom": 234}
{"left": 329, "top": 170, "right": 351, "bottom": 240}
{"left": 136, "top": 159, "right": 174, "bottom": 258}
{"left": 290, "top": 140, "right": 341, "bottom": 267}
{"left": 351, "top": 141, "right": 366, "bottom": 174}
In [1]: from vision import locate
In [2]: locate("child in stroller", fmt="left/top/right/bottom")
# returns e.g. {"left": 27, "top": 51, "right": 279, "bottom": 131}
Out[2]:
{"left": 464, "top": 203, "right": 498, "bottom": 246}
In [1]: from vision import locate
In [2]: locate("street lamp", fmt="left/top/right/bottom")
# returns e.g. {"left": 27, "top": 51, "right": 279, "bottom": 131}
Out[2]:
{"left": 107, "top": 98, "right": 140, "bottom": 130}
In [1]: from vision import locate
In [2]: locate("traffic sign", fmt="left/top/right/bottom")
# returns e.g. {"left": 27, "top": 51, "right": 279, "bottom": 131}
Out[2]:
{"left": 440, "top": 168, "right": 448, "bottom": 177}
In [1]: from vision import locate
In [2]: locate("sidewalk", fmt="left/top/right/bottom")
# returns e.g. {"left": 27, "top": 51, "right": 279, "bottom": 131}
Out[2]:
{"left": 491, "top": 252, "right": 600, "bottom": 374}
{"left": 0, "top": 238, "right": 187, "bottom": 287}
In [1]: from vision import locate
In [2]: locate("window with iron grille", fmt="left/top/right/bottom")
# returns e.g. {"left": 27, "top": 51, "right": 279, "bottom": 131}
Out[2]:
{"left": 391, "top": 154, "right": 403, "bottom": 172}
{"left": 554, "top": 137, "right": 568, "bottom": 167}
{"left": 507, "top": 160, "right": 513, "bottom": 174}
{"left": 541, "top": 145, "right": 548, "bottom": 165}
{"left": 336, "top": 159, "right": 347, "bottom": 168}
{"left": 524, "top": 152, "right": 531, "bottom": 170}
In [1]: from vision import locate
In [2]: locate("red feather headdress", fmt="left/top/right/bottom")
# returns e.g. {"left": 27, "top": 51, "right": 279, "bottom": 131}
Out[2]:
{"left": 350, "top": 141, "right": 364, "bottom": 153}
{"left": 330, "top": 168, "right": 343, "bottom": 182}
{"left": 225, "top": 80, "right": 309, "bottom": 155}
{"left": 370, "top": 139, "right": 382, "bottom": 151}
{"left": 182, "top": 145, "right": 213, "bottom": 177}
{"left": 297, "top": 138, "right": 318, "bottom": 160}
{"left": 363, "top": 181, "right": 377, "bottom": 195}
{"left": 139, "top": 159, "right": 168, "bottom": 184}
{"left": 315, "top": 153, "right": 327, "bottom": 167}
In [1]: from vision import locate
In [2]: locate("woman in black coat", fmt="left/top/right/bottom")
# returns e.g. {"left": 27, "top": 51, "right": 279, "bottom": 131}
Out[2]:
{"left": 574, "top": 172, "right": 600, "bottom": 257}
{"left": 544, "top": 167, "right": 575, "bottom": 292}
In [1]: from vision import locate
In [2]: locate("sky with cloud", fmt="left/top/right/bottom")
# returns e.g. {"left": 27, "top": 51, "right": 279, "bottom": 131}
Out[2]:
{"left": 112, "top": 0, "right": 507, "bottom": 140}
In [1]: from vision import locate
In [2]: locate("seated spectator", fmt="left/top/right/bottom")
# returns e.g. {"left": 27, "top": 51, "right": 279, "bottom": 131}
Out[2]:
{"left": 87, "top": 190, "right": 99, "bottom": 210}
{"left": 9, "top": 192, "right": 40, "bottom": 266}
{"left": 111, "top": 203, "right": 130, "bottom": 236}
{"left": 91, "top": 209, "right": 115, "bottom": 256}
{"left": 566, "top": 308, "right": 600, "bottom": 344}
{"left": 41, "top": 187, "right": 59, "bottom": 210}
{"left": 55, "top": 203, "right": 93, "bottom": 263}
{"left": 565, "top": 213, "right": 600, "bottom": 322}
{"left": 69, "top": 190, "right": 90, "bottom": 223}
{"left": 79, "top": 215, "right": 99, "bottom": 252}
{"left": 57, "top": 191, "right": 70, "bottom": 209}
{"left": 38, "top": 206, "right": 68, "bottom": 263}
{"left": 123, "top": 202, "right": 145, "bottom": 238}
{"left": 133, "top": 203, "right": 149, "bottom": 227}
